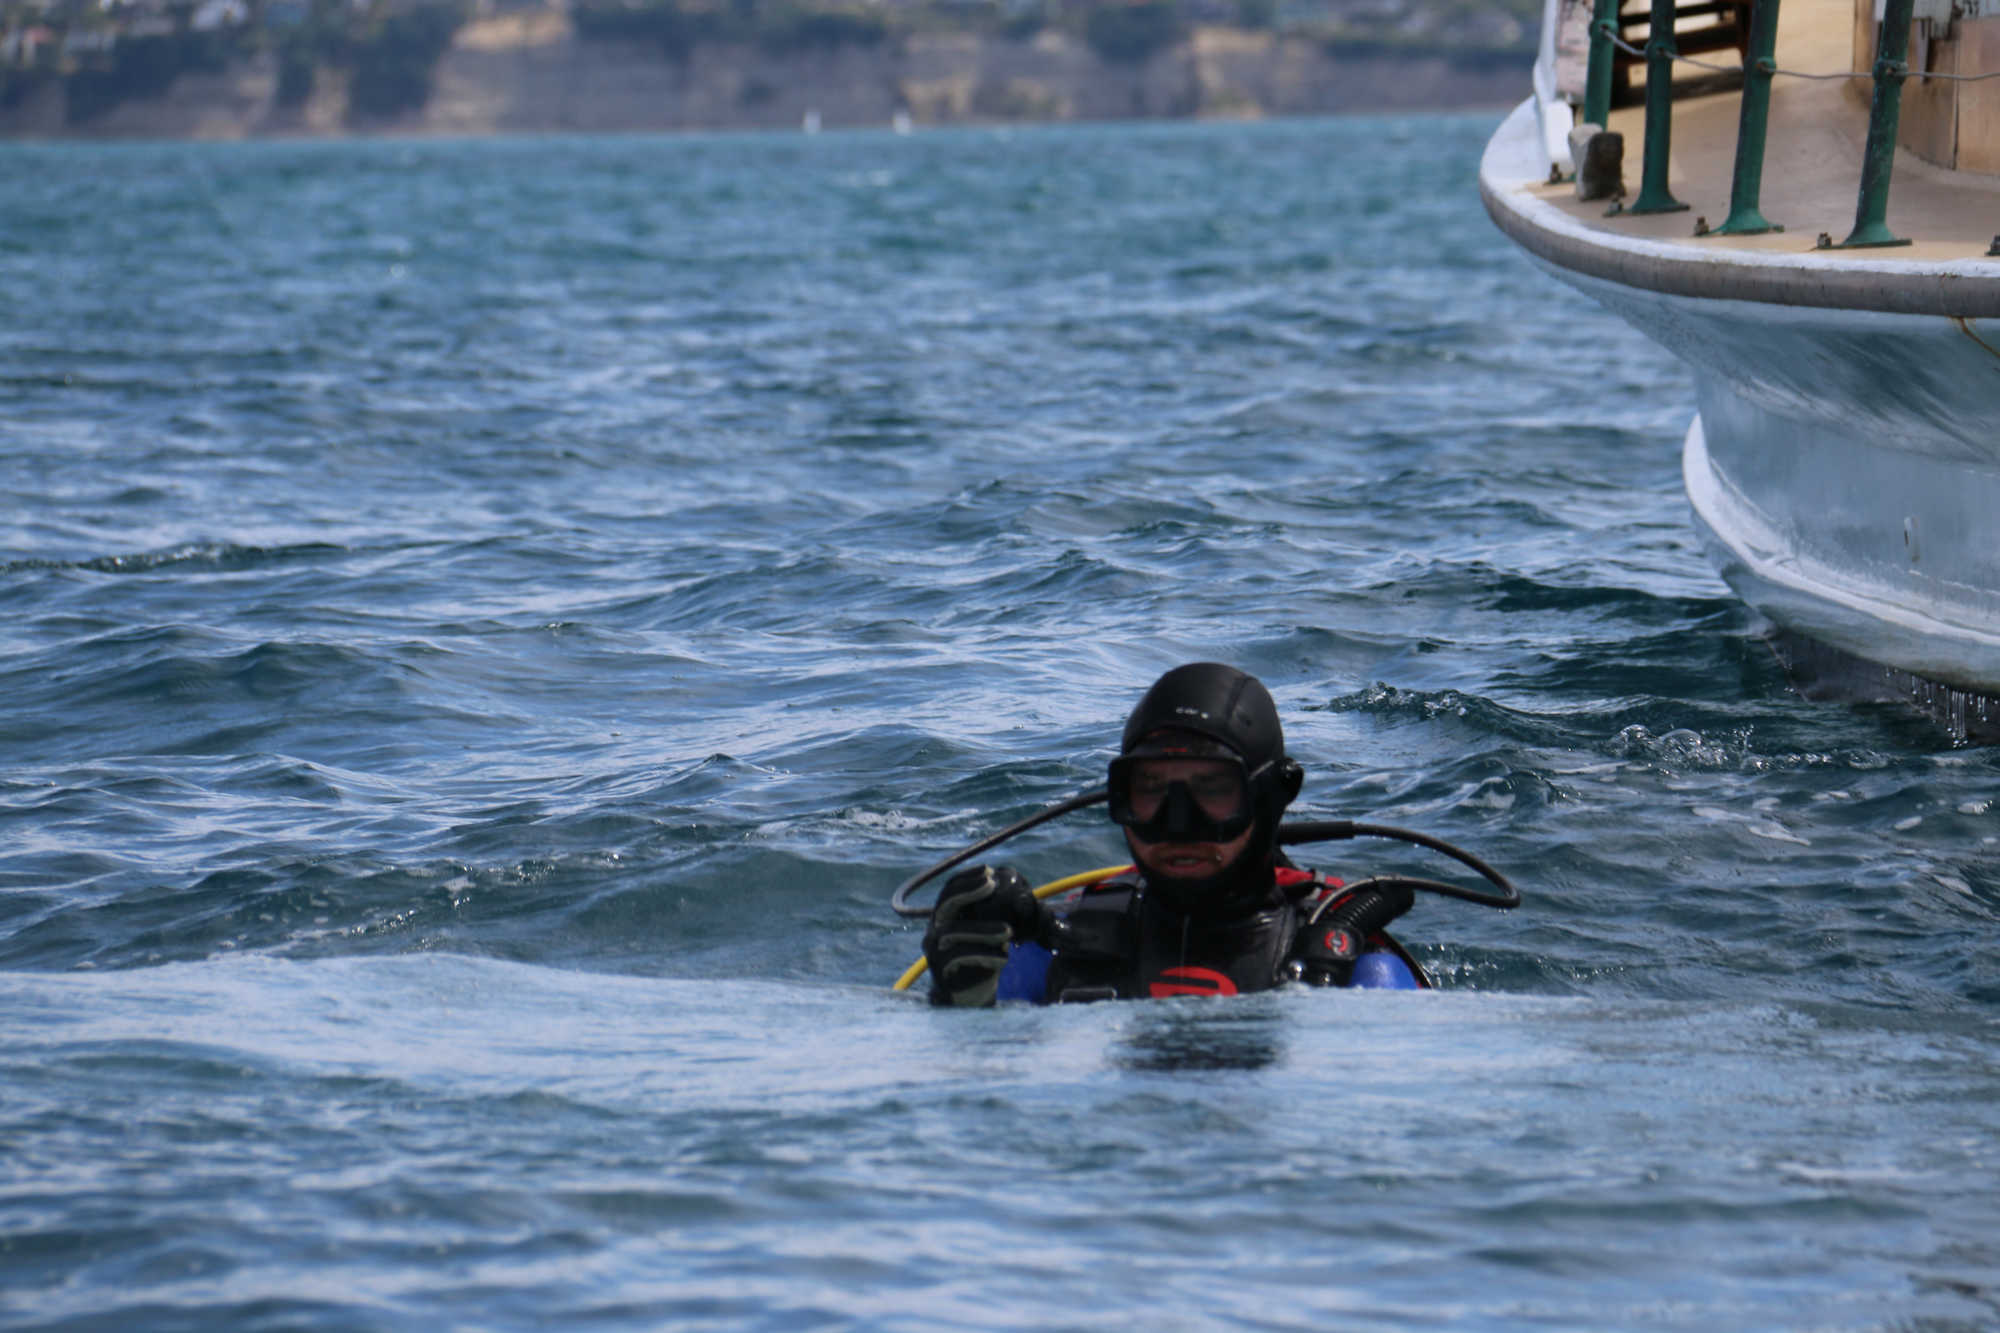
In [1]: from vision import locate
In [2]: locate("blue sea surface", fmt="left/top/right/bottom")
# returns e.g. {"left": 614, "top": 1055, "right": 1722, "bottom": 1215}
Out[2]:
{"left": 3, "top": 116, "right": 1998, "bottom": 1331}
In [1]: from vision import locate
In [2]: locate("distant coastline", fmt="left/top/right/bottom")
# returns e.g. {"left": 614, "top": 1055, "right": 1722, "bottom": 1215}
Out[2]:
{"left": 0, "top": 5, "right": 1532, "bottom": 140}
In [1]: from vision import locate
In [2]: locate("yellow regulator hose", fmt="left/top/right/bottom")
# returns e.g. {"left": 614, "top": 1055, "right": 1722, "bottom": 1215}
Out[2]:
{"left": 890, "top": 865, "right": 1132, "bottom": 991}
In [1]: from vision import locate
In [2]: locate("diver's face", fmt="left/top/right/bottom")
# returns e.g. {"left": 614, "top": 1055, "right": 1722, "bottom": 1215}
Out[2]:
{"left": 1124, "top": 823, "right": 1253, "bottom": 880}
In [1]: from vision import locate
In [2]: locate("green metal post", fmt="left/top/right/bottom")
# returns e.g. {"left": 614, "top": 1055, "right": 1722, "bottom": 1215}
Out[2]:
{"left": 1714, "top": 0, "right": 1783, "bottom": 235}
{"left": 1630, "top": 0, "right": 1689, "bottom": 214}
{"left": 1583, "top": 0, "right": 1620, "bottom": 127}
{"left": 1839, "top": 0, "right": 1916, "bottom": 248}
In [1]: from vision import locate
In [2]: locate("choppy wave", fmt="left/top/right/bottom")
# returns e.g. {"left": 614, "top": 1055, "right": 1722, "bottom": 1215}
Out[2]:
{"left": 1, "top": 541, "right": 352, "bottom": 577}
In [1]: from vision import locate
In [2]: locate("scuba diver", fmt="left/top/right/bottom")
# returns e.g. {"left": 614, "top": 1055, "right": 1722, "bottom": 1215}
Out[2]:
{"left": 918, "top": 662, "right": 1449, "bottom": 1007}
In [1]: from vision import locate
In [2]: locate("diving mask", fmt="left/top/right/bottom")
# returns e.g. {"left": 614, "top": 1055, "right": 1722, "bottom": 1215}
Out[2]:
{"left": 1107, "top": 753, "right": 1264, "bottom": 844}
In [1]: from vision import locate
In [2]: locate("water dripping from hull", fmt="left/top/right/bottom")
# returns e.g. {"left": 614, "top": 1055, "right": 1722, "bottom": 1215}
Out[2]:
{"left": 1770, "top": 630, "right": 2000, "bottom": 744}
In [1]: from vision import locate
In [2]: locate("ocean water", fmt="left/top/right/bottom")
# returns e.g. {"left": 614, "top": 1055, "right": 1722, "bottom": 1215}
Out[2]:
{"left": 2, "top": 115, "right": 1998, "bottom": 1331}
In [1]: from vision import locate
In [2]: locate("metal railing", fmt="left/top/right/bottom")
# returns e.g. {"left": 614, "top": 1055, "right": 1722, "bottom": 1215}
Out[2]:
{"left": 1713, "top": 0, "right": 1781, "bottom": 235}
{"left": 1842, "top": 0, "right": 1915, "bottom": 247}
{"left": 1576, "top": 0, "right": 1976, "bottom": 250}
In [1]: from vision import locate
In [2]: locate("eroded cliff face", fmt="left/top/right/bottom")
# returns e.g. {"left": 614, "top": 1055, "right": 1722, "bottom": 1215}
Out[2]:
{"left": 1, "top": 13, "right": 1527, "bottom": 139}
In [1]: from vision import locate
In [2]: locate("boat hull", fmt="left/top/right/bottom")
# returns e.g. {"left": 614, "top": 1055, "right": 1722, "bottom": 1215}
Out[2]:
{"left": 1480, "top": 97, "right": 2000, "bottom": 730}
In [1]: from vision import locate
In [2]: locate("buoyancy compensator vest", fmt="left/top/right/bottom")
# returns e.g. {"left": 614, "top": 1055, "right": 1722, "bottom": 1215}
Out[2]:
{"left": 1039, "top": 866, "right": 1430, "bottom": 1002}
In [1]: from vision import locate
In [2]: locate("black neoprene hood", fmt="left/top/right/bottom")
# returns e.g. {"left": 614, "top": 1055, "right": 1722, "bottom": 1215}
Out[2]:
{"left": 1119, "top": 662, "right": 1286, "bottom": 770}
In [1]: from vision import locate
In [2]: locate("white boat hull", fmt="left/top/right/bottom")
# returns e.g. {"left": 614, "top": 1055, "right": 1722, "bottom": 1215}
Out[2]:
{"left": 1480, "top": 96, "right": 2000, "bottom": 725}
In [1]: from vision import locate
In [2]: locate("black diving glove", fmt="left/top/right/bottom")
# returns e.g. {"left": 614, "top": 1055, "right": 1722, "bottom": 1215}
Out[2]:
{"left": 923, "top": 864, "right": 1051, "bottom": 1008}
{"left": 1289, "top": 882, "right": 1415, "bottom": 988}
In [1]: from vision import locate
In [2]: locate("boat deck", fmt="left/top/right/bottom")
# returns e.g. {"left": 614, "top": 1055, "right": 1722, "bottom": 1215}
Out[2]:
{"left": 1520, "top": 0, "right": 2000, "bottom": 267}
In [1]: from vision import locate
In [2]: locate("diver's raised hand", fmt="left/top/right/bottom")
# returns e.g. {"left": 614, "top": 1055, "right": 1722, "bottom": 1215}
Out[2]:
{"left": 923, "top": 864, "right": 1045, "bottom": 1007}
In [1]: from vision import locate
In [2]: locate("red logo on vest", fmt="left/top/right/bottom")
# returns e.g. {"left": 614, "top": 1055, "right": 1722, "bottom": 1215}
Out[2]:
{"left": 1148, "top": 966, "right": 1240, "bottom": 998}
